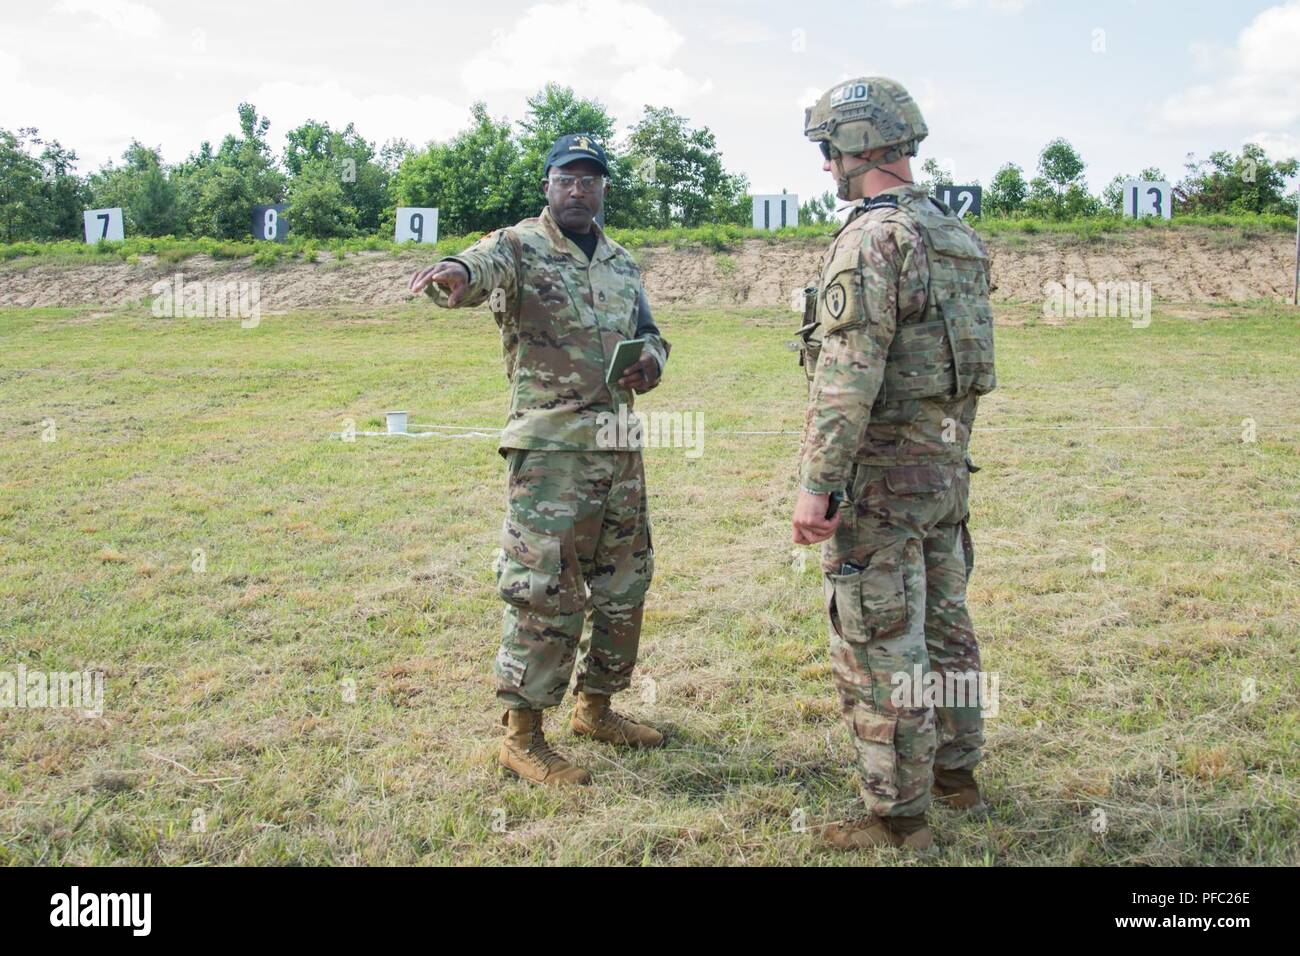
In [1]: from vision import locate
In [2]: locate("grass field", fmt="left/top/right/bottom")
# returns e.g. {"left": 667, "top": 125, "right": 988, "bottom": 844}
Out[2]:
{"left": 1, "top": 296, "right": 1297, "bottom": 865}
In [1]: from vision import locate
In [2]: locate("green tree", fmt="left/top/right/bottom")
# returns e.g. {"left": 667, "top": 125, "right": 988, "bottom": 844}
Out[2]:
{"left": 709, "top": 176, "right": 752, "bottom": 226}
{"left": 1037, "top": 138, "right": 1086, "bottom": 199}
{"left": 284, "top": 120, "right": 388, "bottom": 232}
{"left": 1025, "top": 138, "right": 1095, "bottom": 219}
{"left": 0, "top": 128, "right": 90, "bottom": 241}
{"left": 0, "top": 128, "right": 50, "bottom": 242}
{"left": 88, "top": 142, "right": 179, "bottom": 236}
{"left": 623, "top": 106, "right": 748, "bottom": 227}
{"left": 390, "top": 102, "right": 518, "bottom": 235}
{"left": 799, "top": 191, "right": 837, "bottom": 225}
{"left": 36, "top": 135, "right": 88, "bottom": 239}
{"left": 917, "top": 157, "right": 953, "bottom": 192}
{"left": 175, "top": 103, "right": 286, "bottom": 239}
{"left": 286, "top": 157, "right": 357, "bottom": 238}
{"left": 985, "top": 163, "right": 1028, "bottom": 216}
{"left": 1177, "top": 144, "right": 1298, "bottom": 215}
{"left": 379, "top": 138, "right": 415, "bottom": 175}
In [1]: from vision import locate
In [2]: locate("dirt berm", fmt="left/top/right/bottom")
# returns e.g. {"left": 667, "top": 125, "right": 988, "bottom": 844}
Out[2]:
{"left": 1, "top": 228, "right": 1294, "bottom": 310}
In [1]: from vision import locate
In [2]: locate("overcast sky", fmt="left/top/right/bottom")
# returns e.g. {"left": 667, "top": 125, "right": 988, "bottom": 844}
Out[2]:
{"left": 3, "top": 0, "right": 1299, "bottom": 208}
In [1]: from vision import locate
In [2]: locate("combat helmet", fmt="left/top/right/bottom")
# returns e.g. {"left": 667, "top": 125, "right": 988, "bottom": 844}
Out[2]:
{"left": 804, "top": 77, "right": 928, "bottom": 199}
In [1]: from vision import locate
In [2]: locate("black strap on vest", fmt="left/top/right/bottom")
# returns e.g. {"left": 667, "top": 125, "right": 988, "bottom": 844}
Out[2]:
{"left": 862, "top": 194, "right": 900, "bottom": 212}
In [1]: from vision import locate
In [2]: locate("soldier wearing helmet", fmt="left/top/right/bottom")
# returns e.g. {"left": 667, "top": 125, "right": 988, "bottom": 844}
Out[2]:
{"left": 791, "top": 78, "right": 997, "bottom": 851}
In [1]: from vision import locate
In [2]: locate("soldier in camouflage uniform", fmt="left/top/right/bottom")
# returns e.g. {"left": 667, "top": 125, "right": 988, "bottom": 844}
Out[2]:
{"left": 791, "top": 78, "right": 996, "bottom": 850}
{"left": 409, "top": 134, "right": 670, "bottom": 786}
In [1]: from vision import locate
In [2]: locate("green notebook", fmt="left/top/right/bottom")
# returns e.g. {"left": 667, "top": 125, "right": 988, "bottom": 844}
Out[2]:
{"left": 605, "top": 337, "right": 646, "bottom": 386}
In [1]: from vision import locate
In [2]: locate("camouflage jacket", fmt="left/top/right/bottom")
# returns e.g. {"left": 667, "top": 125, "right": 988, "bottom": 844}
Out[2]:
{"left": 798, "top": 184, "right": 995, "bottom": 495}
{"left": 425, "top": 206, "right": 670, "bottom": 453}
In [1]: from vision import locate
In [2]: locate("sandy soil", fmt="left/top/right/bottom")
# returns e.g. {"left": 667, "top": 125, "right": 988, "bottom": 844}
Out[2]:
{"left": 1, "top": 229, "right": 1295, "bottom": 311}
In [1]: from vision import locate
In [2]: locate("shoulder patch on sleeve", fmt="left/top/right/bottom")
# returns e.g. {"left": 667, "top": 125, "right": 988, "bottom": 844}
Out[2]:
{"left": 824, "top": 281, "right": 847, "bottom": 319}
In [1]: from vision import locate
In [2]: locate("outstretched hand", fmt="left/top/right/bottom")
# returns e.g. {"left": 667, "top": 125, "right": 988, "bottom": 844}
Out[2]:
{"left": 409, "top": 261, "right": 469, "bottom": 305}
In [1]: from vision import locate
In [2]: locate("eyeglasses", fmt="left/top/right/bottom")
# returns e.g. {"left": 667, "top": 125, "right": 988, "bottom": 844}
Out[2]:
{"left": 818, "top": 141, "right": 833, "bottom": 161}
{"left": 549, "top": 173, "right": 607, "bottom": 193}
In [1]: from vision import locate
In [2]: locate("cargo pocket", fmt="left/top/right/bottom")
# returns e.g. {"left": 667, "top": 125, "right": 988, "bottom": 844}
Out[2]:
{"left": 883, "top": 464, "right": 952, "bottom": 497}
{"left": 506, "top": 448, "right": 530, "bottom": 478}
{"left": 825, "top": 543, "right": 909, "bottom": 645}
{"left": 497, "top": 518, "right": 564, "bottom": 613}
{"left": 619, "top": 511, "right": 654, "bottom": 606}
{"left": 849, "top": 703, "right": 900, "bottom": 800}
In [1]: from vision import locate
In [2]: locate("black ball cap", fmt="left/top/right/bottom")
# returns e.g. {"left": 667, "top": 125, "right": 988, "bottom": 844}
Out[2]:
{"left": 545, "top": 133, "right": 610, "bottom": 175}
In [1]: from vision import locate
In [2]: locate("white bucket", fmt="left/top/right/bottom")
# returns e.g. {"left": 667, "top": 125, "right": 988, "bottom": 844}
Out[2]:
{"left": 386, "top": 410, "right": 409, "bottom": 435}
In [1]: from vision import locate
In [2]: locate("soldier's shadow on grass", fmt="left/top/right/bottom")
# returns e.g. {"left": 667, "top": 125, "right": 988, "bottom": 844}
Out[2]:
{"left": 568, "top": 721, "right": 851, "bottom": 801}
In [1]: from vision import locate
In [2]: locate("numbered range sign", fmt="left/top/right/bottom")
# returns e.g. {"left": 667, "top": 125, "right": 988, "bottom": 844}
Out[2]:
{"left": 1123, "top": 181, "right": 1172, "bottom": 219}
{"left": 934, "top": 186, "right": 982, "bottom": 219}
{"left": 252, "top": 204, "right": 289, "bottom": 242}
{"left": 395, "top": 207, "right": 439, "bottom": 244}
{"left": 83, "top": 207, "right": 124, "bottom": 244}
{"left": 752, "top": 194, "right": 799, "bottom": 231}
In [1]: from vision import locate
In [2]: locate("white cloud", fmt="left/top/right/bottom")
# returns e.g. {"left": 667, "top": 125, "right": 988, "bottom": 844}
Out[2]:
{"left": 461, "top": 0, "right": 709, "bottom": 119}
{"left": 1186, "top": 40, "right": 1224, "bottom": 73}
{"left": 911, "top": 77, "right": 945, "bottom": 119}
{"left": 700, "top": 14, "right": 780, "bottom": 45}
{"left": 796, "top": 85, "right": 824, "bottom": 114}
{"left": 611, "top": 66, "right": 713, "bottom": 114}
{"left": 58, "top": 0, "right": 162, "bottom": 38}
{"left": 215, "top": 80, "right": 470, "bottom": 154}
{"left": 0, "top": 50, "right": 19, "bottom": 86}
{"left": 1160, "top": 1, "right": 1300, "bottom": 129}
{"left": 1250, "top": 131, "right": 1300, "bottom": 163}
{"left": 888, "top": 0, "right": 1032, "bottom": 11}
{"left": 0, "top": 71, "right": 158, "bottom": 168}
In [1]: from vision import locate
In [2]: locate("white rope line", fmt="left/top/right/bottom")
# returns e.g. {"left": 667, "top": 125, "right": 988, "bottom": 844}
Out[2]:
{"left": 388, "top": 421, "right": 1300, "bottom": 437}
{"left": 408, "top": 423, "right": 500, "bottom": 431}
{"left": 335, "top": 429, "right": 501, "bottom": 440}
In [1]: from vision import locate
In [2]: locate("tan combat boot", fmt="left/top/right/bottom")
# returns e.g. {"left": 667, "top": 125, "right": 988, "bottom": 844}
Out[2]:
{"left": 498, "top": 709, "right": 592, "bottom": 785}
{"left": 571, "top": 691, "right": 664, "bottom": 748}
{"left": 932, "top": 767, "right": 987, "bottom": 817}
{"left": 821, "top": 813, "right": 934, "bottom": 851}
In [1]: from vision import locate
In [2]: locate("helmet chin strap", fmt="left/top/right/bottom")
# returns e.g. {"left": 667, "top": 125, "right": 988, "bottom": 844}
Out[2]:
{"left": 878, "top": 167, "right": 914, "bottom": 186}
{"left": 831, "top": 144, "right": 911, "bottom": 200}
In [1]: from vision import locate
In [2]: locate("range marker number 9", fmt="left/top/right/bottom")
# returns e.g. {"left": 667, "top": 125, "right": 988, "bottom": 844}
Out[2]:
{"left": 395, "top": 207, "right": 439, "bottom": 244}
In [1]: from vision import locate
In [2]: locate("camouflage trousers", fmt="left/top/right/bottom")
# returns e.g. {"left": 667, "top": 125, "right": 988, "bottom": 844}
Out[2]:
{"left": 822, "top": 459, "right": 985, "bottom": 818}
{"left": 493, "top": 449, "right": 654, "bottom": 710}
